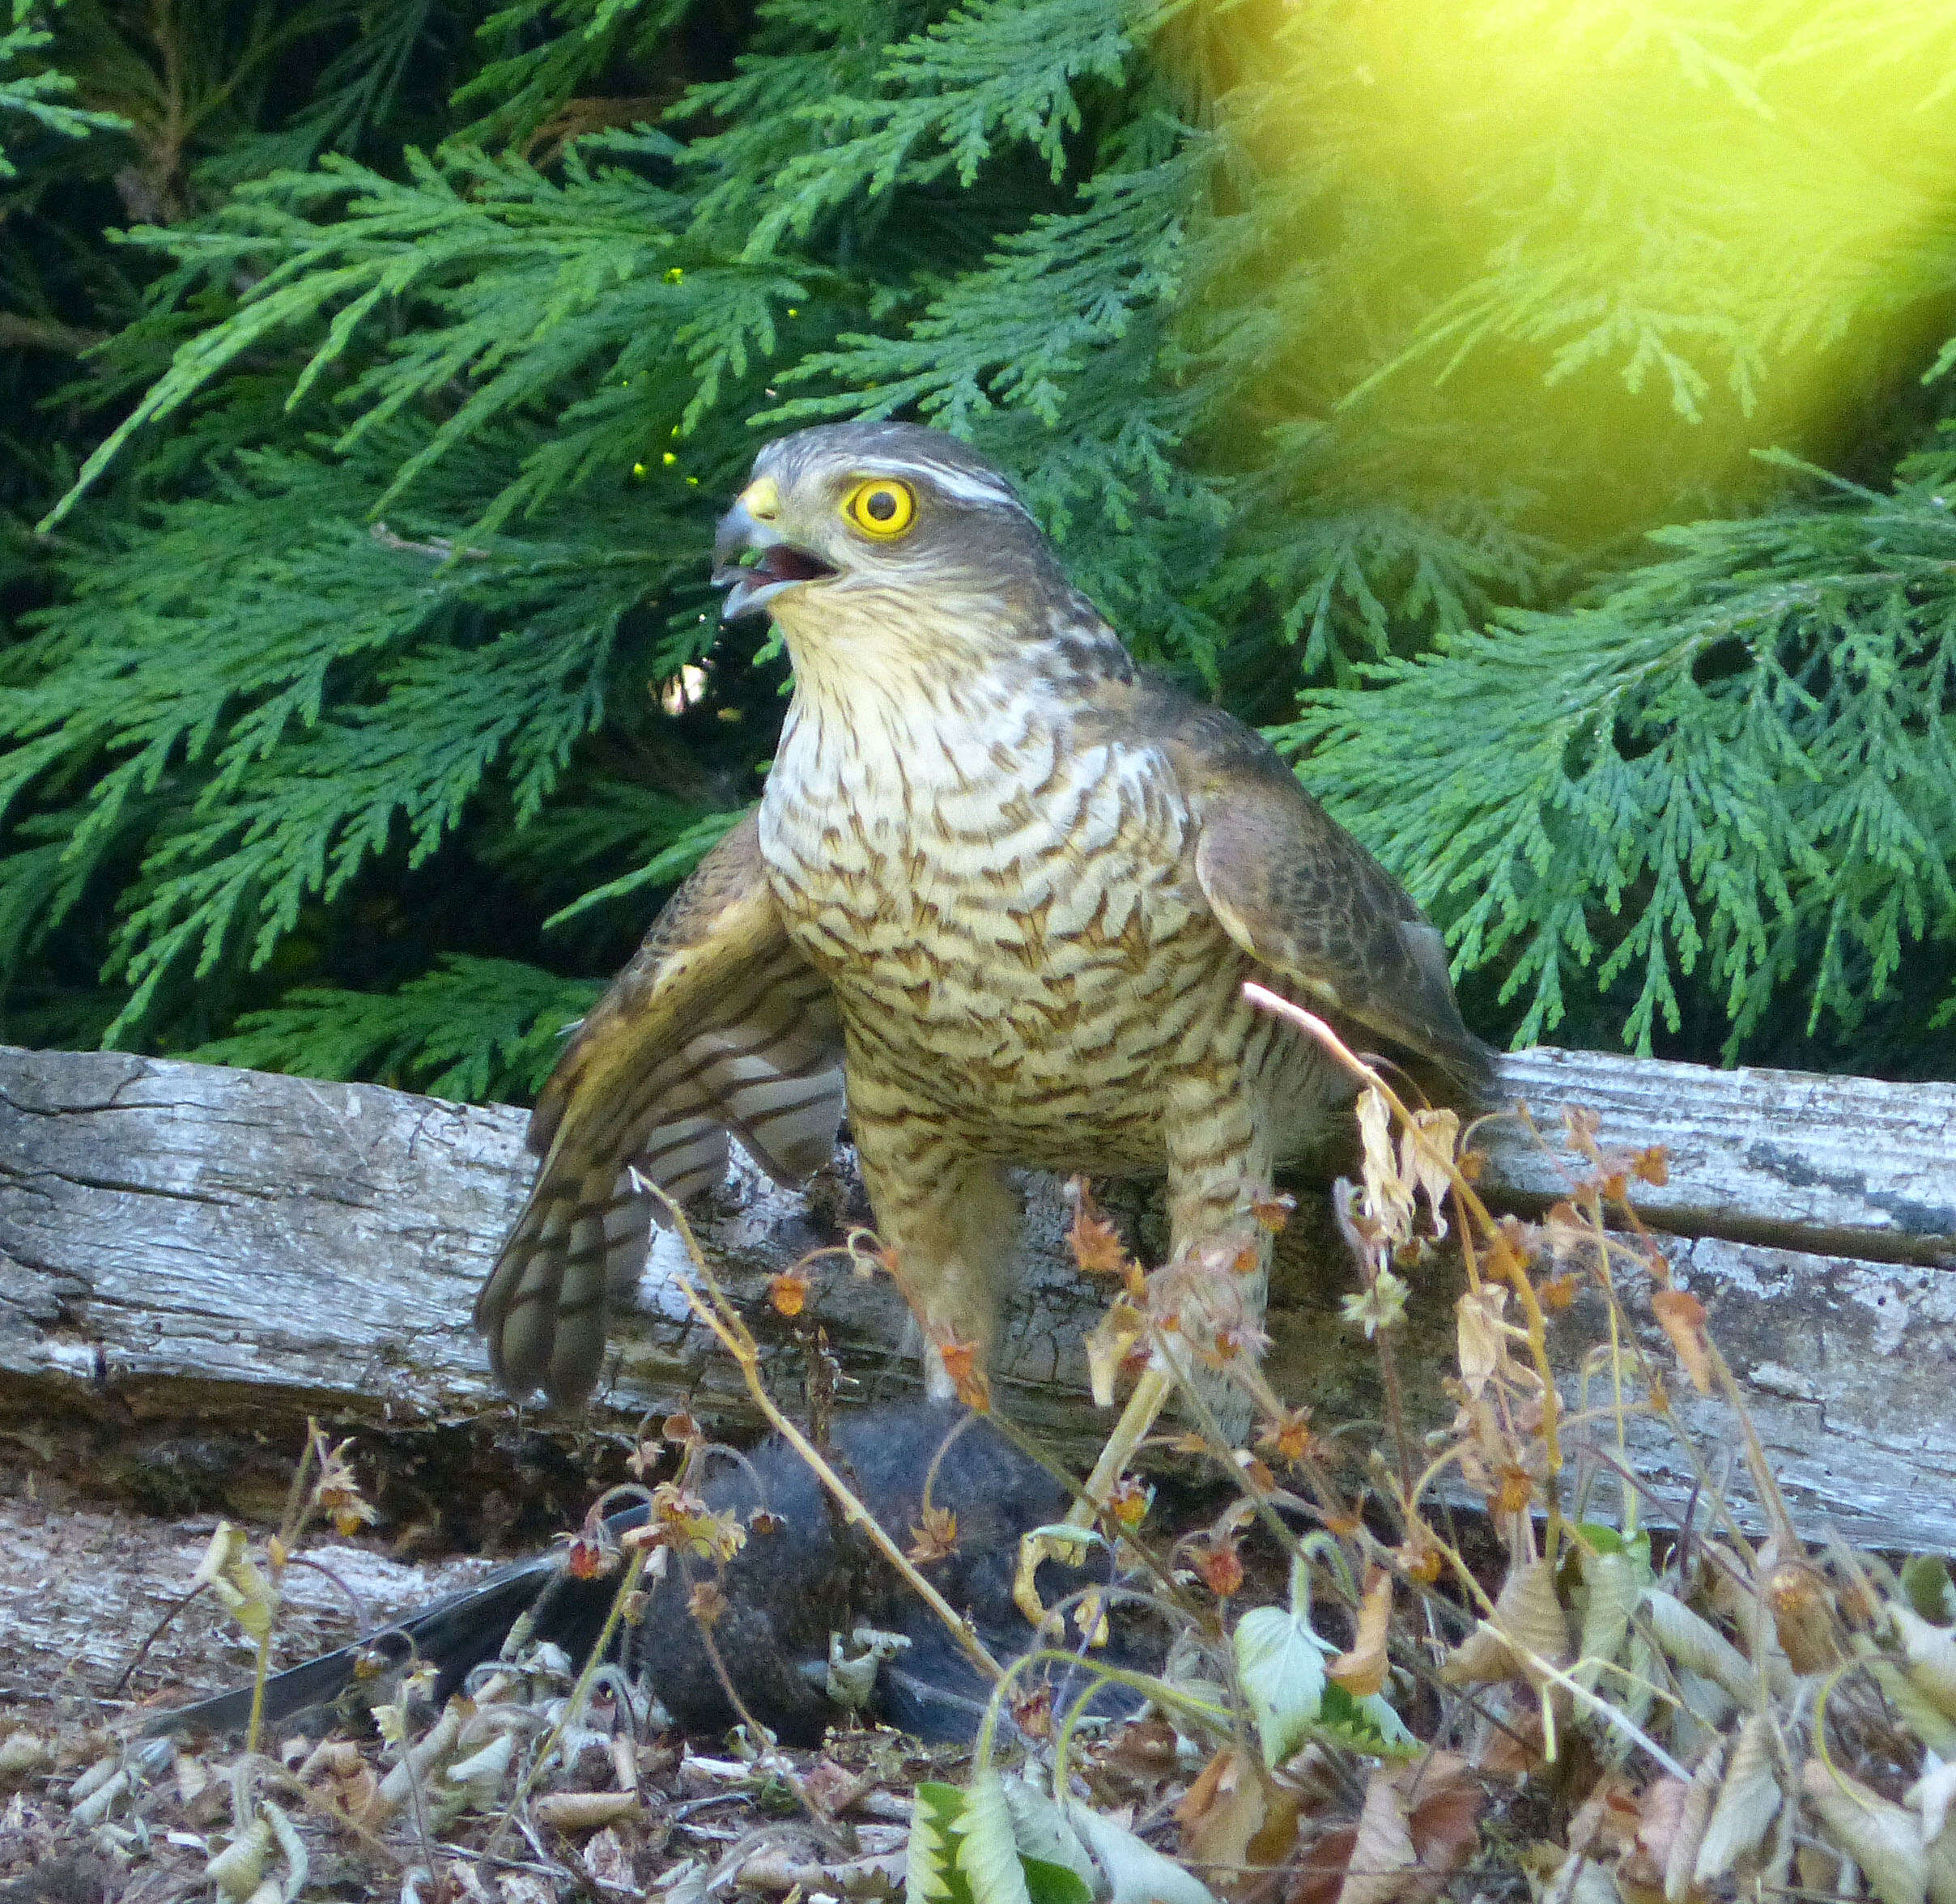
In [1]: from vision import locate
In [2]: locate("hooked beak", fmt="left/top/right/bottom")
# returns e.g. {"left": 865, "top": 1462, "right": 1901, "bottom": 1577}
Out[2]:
{"left": 711, "top": 478, "right": 836, "bottom": 621}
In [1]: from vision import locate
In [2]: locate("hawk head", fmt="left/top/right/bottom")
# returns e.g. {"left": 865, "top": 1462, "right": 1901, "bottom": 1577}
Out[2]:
{"left": 712, "top": 423, "right": 1064, "bottom": 630}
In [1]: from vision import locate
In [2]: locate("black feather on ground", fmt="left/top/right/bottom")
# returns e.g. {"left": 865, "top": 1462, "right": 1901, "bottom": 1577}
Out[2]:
{"left": 145, "top": 1404, "right": 1159, "bottom": 1746}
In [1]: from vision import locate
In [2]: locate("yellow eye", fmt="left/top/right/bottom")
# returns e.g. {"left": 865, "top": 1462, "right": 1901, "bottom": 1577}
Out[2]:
{"left": 842, "top": 478, "right": 916, "bottom": 538}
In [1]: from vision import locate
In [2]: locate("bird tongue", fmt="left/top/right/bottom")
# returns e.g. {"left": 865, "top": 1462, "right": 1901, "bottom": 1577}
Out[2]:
{"left": 714, "top": 544, "right": 834, "bottom": 589}
{"left": 763, "top": 546, "right": 833, "bottom": 584}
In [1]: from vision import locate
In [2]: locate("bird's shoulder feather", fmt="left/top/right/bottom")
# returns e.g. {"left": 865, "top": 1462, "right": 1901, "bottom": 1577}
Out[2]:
{"left": 1080, "top": 669, "right": 1496, "bottom": 1100}
{"left": 529, "top": 809, "right": 789, "bottom": 1159}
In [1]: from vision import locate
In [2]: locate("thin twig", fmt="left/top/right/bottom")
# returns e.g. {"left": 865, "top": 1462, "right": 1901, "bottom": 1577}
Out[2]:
{"left": 110, "top": 1583, "right": 210, "bottom": 1697}
{"left": 636, "top": 1173, "right": 1007, "bottom": 1687}
{"left": 479, "top": 1544, "right": 649, "bottom": 1871}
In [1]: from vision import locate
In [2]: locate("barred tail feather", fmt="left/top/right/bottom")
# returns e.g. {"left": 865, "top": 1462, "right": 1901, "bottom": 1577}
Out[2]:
{"left": 475, "top": 1162, "right": 652, "bottom": 1403}
{"left": 476, "top": 980, "right": 844, "bottom": 1406}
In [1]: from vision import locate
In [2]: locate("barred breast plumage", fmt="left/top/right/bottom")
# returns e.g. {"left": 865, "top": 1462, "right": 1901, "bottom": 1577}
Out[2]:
{"left": 472, "top": 420, "right": 1495, "bottom": 1415}
{"left": 760, "top": 648, "right": 1320, "bottom": 1167}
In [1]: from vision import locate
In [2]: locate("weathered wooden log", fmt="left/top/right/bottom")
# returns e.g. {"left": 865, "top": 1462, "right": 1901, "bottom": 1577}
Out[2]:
{"left": 2, "top": 1044, "right": 1953, "bottom": 1558}
{"left": 0, "top": 1494, "right": 485, "bottom": 1710}
{"left": 1479, "top": 1046, "right": 1955, "bottom": 1266}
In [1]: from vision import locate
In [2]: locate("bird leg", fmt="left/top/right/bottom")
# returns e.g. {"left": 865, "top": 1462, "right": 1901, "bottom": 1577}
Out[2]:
{"left": 1014, "top": 1107, "right": 1274, "bottom": 1626}
{"left": 853, "top": 1131, "right": 1018, "bottom": 1397}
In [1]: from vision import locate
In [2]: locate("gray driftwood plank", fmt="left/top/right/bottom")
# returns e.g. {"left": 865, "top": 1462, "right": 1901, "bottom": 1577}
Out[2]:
{"left": 0, "top": 1495, "right": 486, "bottom": 1707}
{"left": 2, "top": 1043, "right": 1953, "bottom": 1550}
{"left": 1486, "top": 1048, "right": 1956, "bottom": 1266}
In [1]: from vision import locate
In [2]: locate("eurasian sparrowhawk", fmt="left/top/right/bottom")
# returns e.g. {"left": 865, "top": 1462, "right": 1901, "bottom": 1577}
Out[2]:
{"left": 474, "top": 423, "right": 1495, "bottom": 1410}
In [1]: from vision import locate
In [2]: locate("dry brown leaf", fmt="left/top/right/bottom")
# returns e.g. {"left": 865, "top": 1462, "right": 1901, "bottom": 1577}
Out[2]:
{"left": 1178, "top": 1745, "right": 1242, "bottom": 1846}
{"left": 1400, "top": 1110, "right": 1459, "bottom": 1242}
{"left": 1641, "top": 1591, "right": 1761, "bottom": 1706}
{"left": 1469, "top": 1688, "right": 1546, "bottom": 1780}
{"left": 1628, "top": 1776, "right": 1690, "bottom": 1893}
{"left": 1764, "top": 1561, "right": 1839, "bottom": 1675}
{"left": 738, "top": 1847, "right": 829, "bottom": 1894}
{"left": 1330, "top": 1569, "right": 1394, "bottom": 1698}
{"left": 1330, "top": 1766, "right": 1418, "bottom": 1904}
{"left": 1403, "top": 1753, "right": 1484, "bottom": 1893}
{"left": 1324, "top": 1756, "right": 1480, "bottom": 1904}
{"left": 1575, "top": 1549, "right": 1639, "bottom": 1689}
{"left": 1894, "top": 1604, "right": 1956, "bottom": 1721}
{"left": 1694, "top": 1714, "right": 1784, "bottom": 1885}
{"left": 1178, "top": 1747, "right": 1301, "bottom": 1884}
{"left": 534, "top": 1790, "right": 643, "bottom": 1833}
{"left": 1439, "top": 1622, "right": 1516, "bottom": 1688}
{"left": 1802, "top": 1761, "right": 1928, "bottom": 1904}
{"left": 1650, "top": 1290, "right": 1714, "bottom": 1396}
{"left": 1290, "top": 1825, "right": 1360, "bottom": 1904}
{"left": 1454, "top": 1287, "right": 1512, "bottom": 1397}
{"left": 1794, "top": 1841, "right": 1841, "bottom": 1901}
{"left": 1357, "top": 1088, "right": 1414, "bottom": 1247}
{"left": 1440, "top": 1559, "right": 1570, "bottom": 1686}
{"left": 1662, "top": 1740, "right": 1722, "bottom": 1904}
{"left": 1566, "top": 1774, "right": 1643, "bottom": 1866}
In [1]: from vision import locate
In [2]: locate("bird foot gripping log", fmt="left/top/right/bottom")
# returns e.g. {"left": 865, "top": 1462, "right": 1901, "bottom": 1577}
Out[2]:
{"left": 471, "top": 420, "right": 1493, "bottom": 1504}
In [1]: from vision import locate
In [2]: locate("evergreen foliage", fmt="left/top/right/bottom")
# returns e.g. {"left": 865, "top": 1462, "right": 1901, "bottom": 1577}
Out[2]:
{"left": 2, "top": 0, "right": 1954, "bottom": 1089}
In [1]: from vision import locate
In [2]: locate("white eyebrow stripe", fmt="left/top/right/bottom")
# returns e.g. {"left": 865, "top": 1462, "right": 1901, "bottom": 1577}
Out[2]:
{"left": 851, "top": 458, "right": 1031, "bottom": 515}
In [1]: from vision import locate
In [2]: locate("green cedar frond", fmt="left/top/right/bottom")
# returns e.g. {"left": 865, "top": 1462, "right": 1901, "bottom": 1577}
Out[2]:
{"left": 726, "top": 0, "right": 1133, "bottom": 256}
{"left": 190, "top": 955, "right": 604, "bottom": 1099}
{"left": 0, "top": 0, "right": 126, "bottom": 175}
{"left": 11, "top": 0, "right": 1956, "bottom": 1082}
{"left": 1282, "top": 461, "right": 1956, "bottom": 1060}
{"left": 9, "top": 450, "right": 687, "bottom": 1042}
{"left": 776, "top": 151, "right": 1197, "bottom": 430}
{"left": 455, "top": 0, "right": 690, "bottom": 150}
{"left": 542, "top": 805, "right": 746, "bottom": 930}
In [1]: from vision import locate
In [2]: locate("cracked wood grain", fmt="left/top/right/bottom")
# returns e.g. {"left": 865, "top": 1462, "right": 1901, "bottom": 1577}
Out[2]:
{"left": 0, "top": 1043, "right": 1951, "bottom": 1549}
{"left": 1486, "top": 1048, "right": 1956, "bottom": 1266}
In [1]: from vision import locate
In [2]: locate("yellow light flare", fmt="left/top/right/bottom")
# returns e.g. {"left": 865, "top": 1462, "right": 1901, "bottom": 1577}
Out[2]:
{"left": 1177, "top": 0, "right": 1956, "bottom": 554}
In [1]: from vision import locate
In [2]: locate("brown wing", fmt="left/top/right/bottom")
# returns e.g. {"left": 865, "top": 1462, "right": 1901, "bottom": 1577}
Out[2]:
{"left": 1094, "top": 673, "right": 1497, "bottom": 1099}
{"left": 474, "top": 811, "right": 844, "bottom": 1406}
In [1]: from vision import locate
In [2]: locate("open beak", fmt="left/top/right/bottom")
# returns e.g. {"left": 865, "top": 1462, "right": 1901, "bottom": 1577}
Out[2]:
{"left": 711, "top": 486, "right": 836, "bottom": 621}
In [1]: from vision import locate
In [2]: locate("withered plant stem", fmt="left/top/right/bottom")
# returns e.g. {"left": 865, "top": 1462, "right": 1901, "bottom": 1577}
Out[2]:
{"left": 479, "top": 1544, "right": 650, "bottom": 1872}
{"left": 636, "top": 1175, "right": 1007, "bottom": 1687}
{"left": 245, "top": 1419, "right": 329, "bottom": 1758}
{"left": 1242, "top": 982, "right": 1565, "bottom": 1513}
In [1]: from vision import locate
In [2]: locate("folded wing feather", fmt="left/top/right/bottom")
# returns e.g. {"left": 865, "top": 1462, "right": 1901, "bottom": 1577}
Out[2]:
{"left": 474, "top": 814, "right": 844, "bottom": 1406}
